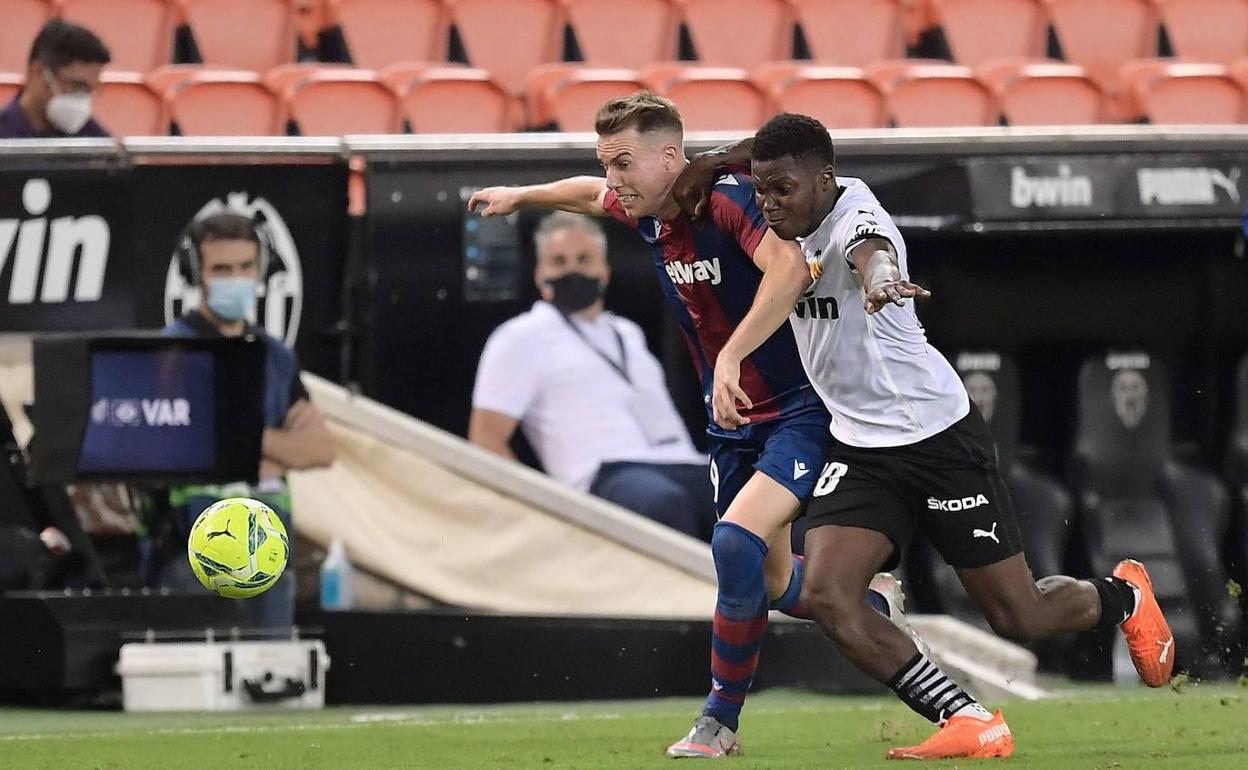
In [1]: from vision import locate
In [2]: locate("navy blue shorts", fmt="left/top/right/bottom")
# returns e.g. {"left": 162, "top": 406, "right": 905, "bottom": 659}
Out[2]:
{"left": 707, "top": 406, "right": 835, "bottom": 518}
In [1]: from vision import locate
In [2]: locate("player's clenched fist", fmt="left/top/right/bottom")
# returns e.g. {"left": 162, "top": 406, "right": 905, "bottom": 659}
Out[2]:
{"left": 467, "top": 187, "right": 523, "bottom": 216}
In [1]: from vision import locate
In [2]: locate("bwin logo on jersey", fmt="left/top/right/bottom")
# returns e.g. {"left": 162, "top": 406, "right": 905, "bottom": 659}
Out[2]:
{"left": 927, "top": 494, "right": 990, "bottom": 511}
{"left": 164, "top": 193, "right": 303, "bottom": 347}
{"left": 0, "top": 178, "right": 110, "bottom": 304}
{"left": 793, "top": 294, "right": 838, "bottom": 320}
{"left": 665, "top": 257, "right": 722, "bottom": 286}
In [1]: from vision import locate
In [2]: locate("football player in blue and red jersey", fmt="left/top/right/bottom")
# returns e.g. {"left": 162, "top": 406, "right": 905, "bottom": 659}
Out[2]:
{"left": 469, "top": 93, "right": 905, "bottom": 757}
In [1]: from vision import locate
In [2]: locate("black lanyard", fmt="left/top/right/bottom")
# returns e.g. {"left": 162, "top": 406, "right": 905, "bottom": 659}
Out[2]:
{"left": 559, "top": 312, "right": 630, "bottom": 385}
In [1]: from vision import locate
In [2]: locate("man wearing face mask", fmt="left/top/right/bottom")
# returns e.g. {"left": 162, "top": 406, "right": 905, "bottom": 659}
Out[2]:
{"left": 0, "top": 20, "right": 111, "bottom": 139}
{"left": 155, "top": 211, "right": 336, "bottom": 627}
{"left": 470, "top": 211, "right": 715, "bottom": 542}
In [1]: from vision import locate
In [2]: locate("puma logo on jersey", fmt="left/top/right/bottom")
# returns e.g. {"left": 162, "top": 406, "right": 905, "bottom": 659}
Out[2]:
{"left": 665, "top": 257, "right": 722, "bottom": 286}
{"left": 973, "top": 522, "right": 1000, "bottom": 544}
{"left": 927, "top": 494, "right": 990, "bottom": 512}
{"left": 1158, "top": 637, "right": 1173, "bottom": 664}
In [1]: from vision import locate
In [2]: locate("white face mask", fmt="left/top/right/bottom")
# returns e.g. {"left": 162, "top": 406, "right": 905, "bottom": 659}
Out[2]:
{"left": 43, "top": 70, "right": 93, "bottom": 134}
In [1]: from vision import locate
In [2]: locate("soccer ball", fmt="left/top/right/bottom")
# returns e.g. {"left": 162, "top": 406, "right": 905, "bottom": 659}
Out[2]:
{"left": 187, "top": 497, "right": 289, "bottom": 599}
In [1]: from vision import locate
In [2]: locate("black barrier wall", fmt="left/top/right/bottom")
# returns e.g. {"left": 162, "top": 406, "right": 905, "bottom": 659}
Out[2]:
{"left": 360, "top": 135, "right": 1248, "bottom": 469}
{"left": 0, "top": 146, "right": 350, "bottom": 382}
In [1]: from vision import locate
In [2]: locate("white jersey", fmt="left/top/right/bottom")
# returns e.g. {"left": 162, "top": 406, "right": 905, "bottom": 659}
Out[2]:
{"left": 790, "top": 177, "right": 969, "bottom": 448}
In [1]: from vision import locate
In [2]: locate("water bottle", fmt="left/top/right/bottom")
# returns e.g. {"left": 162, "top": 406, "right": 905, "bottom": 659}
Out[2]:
{"left": 319, "top": 539, "right": 355, "bottom": 610}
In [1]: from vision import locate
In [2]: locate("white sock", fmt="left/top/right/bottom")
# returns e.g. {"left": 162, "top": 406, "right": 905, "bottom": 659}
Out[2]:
{"left": 951, "top": 702, "right": 995, "bottom": 722}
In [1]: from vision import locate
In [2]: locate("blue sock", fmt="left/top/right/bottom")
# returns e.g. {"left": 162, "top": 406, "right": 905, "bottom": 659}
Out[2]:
{"left": 702, "top": 521, "right": 769, "bottom": 733}
{"left": 768, "top": 554, "right": 892, "bottom": 621}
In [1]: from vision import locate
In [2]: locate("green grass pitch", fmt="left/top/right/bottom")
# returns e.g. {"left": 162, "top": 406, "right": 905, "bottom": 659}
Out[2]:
{"left": 2, "top": 684, "right": 1245, "bottom": 769}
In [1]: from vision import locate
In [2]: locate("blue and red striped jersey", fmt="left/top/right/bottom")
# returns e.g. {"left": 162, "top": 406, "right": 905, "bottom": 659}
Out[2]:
{"left": 604, "top": 172, "right": 817, "bottom": 425}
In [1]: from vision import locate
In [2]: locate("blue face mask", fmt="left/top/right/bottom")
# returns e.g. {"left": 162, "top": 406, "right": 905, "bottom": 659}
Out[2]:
{"left": 205, "top": 277, "right": 258, "bottom": 322}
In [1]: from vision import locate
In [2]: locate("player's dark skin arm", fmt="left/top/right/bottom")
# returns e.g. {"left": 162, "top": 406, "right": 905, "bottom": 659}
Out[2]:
{"left": 850, "top": 237, "right": 931, "bottom": 314}
{"left": 673, "top": 138, "right": 755, "bottom": 219}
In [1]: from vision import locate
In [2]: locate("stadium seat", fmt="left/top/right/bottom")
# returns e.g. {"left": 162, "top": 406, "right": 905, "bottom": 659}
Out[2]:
{"left": 162, "top": 70, "right": 281, "bottom": 136}
{"left": 326, "top": 0, "right": 447, "bottom": 70}
{"left": 754, "top": 64, "right": 887, "bottom": 129}
{"left": 1043, "top": 0, "right": 1160, "bottom": 87}
{"left": 641, "top": 65, "right": 770, "bottom": 131}
{"left": 1228, "top": 354, "right": 1248, "bottom": 636}
{"left": 677, "top": 0, "right": 793, "bottom": 70}
{"left": 178, "top": 0, "right": 297, "bottom": 72}
{"left": 280, "top": 68, "right": 399, "bottom": 135}
{"left": 1120, "top": 60, "right": 1245, "bottom": 123}
{"left": 445, "top": 0, "right": 563, "bottom": 96}
{"left": 263, "top": 62, "right": 355, "bottom": 94}
{"left": 526, "top": 66, "right": 644, "bottom": 131}
{"left": 94, "top": 72, "right": 166, "bottom": 136}
{"left": 0, "top": 74, "right": 23, "bottom": 107}
{"left": 59, "top": 0, "right": 174, "bottom": 73}
{"left": 391, "top": 66, "right": 511, "bottom": 133}
{"left": 789, "top": 0, "right": 906, "bottom": 66}
{"left": 867, "top": 61, "right": 998, "bottom": 126}
{"left": 1071, "top": 352, "right": 1237, "bottom": 676}
{"left": 0, "top": 0, "right": 54, "bottom": 73}
{"left": 1154, "top": 0, "right": 1248, "bottom": 64}
{"left": 977, "top": 60, "right": 1106, "bottom": 125}
{"left": 562, "top": 0, "right": 679, "bottom": 68}
{"left": 928, "top": 0, "right": 1048, "bottom": 68}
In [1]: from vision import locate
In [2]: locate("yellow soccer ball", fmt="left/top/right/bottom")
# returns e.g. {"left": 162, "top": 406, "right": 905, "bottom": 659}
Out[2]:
{"left": 187, "top": 497, "right": 289, "bottom": 599}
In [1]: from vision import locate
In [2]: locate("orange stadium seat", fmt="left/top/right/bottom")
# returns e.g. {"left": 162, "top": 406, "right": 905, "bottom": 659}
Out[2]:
{"left": 928, "top": 0, "right": 1048, "bottom": 67}
{"left": 145, "top": 64, "right": 210, "bottom": 96}
{"left": 1154, "top": 0, "right": 1248, "bottom": 64}
{"left": 445, "top": 0, "right": 563, "bottom": 95}
{"left": 677, "top": 0, "right": 793, "bottom": 70}
{"left": 163, "top": 70, "right": 282, "bottom": 135}
{"left": 789, "top": 0, "right": 907, "bottom": 66}
{"left": 1, "top": 0, "right": 55, "bottom": 73}
{"left": 60, "top": 0, "right": 174, "bottom": 73}
{"left": 977, "top": 60, "right": 1106, "bottom": 125}
{"left": 1120, "top": 60, "right": 1245, "bottom": 123}
{"left": 326, "top": 0, "right": 447, "bottom": 70}
{"left": 755, "top": 64, "right": 887, "bottom": 129}
{"left": 642, "top": 65, "right": 770, "bottom": 131}
{"left": 538, "top": 68, "right": 645, "bottom": 131}
{"left": 264, "top": 62, "right": 353, "bottom": 94}
{"left": 178, "top": 0, "right": 297, "bottom": 72}
{"left": 280, "top": 68, "right": 399, "bottom": 134}
{"left": 1044, "top": 0, "right": 1160, "bottom": 87}
{"left": 391, "top": 66, "right": 511, "bottom": 132}
{"left": 868, "top": 61, "right": 998, "bottom": 126}
{"left": 563, "top": 0, "right": 679, "bottom": 68}
{"left": 0, "top": 74, "right": 23, "bottom": 106}
{"left": 94, "top": 71, "right": 166, "bottom": 136}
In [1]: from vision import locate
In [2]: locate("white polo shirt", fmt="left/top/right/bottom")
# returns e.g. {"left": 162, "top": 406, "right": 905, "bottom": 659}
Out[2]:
{"left": 472, "top": 301, "right": 705, "bottom": 491}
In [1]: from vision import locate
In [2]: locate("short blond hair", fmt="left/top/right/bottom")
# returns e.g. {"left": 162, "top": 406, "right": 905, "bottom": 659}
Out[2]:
{"left": 594, "top": 91, "right": 684, "bottom": 137}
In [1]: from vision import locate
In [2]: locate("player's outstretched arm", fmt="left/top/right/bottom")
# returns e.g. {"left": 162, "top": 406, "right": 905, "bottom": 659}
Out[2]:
{"left": 673, "top": 137, "right": 755, "bottom": 219}
{"left": 850, "top": 237, "right": 931, "bottom": 315}
{"left": 712, "top": 231, "right": 812, "bottom": 429}
{"left": 466, "top": 177, "right": 609, "bottom": 217}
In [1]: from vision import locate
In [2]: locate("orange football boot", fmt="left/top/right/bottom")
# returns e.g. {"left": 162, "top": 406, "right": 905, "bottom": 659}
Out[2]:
{"left": 1113, "top": 559, "right": 1175, "bottom": 687}
{"left": 887, "top": 710, "right": 1014, "bottom": 761}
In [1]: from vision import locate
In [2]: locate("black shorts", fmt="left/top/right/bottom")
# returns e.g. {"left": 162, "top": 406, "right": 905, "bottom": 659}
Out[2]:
{"left": 805, "top": 405, "right": 1024, "bottom": 570}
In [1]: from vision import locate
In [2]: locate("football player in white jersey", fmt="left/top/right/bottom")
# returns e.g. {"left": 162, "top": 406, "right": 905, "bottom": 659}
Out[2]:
{"left": 683, "top": 113, "right": 1176, "bottom": 760}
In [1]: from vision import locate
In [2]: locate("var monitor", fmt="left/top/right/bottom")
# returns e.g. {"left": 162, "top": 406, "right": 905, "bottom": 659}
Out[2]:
{"left": 30, "top": 335, "right": 267, "bottom": 484}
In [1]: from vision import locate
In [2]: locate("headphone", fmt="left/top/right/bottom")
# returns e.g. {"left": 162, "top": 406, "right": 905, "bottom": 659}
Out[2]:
{"left": 174, "top": 208, "right": 274, "bottom": 286}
